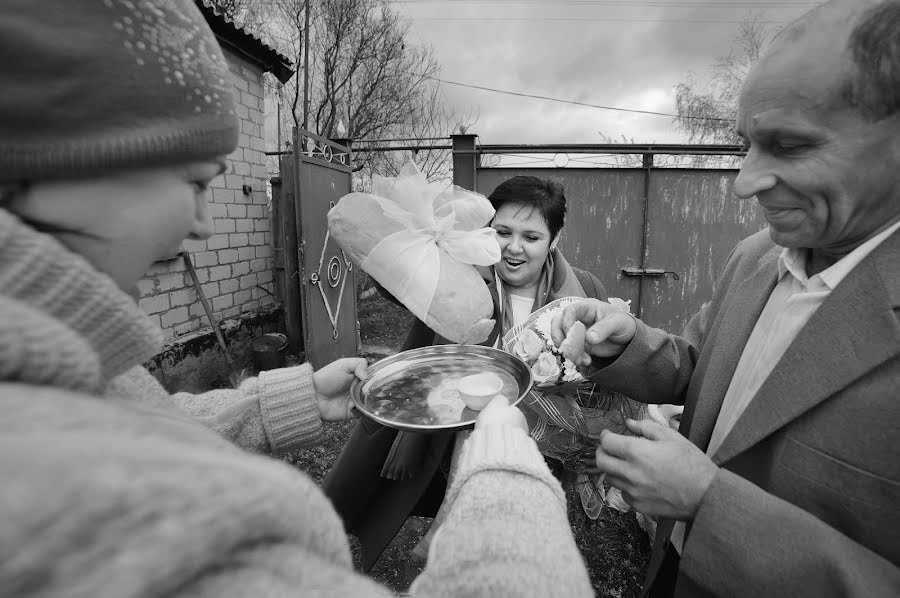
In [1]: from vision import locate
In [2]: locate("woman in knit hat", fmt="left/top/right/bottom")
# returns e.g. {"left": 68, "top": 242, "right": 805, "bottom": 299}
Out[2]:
{"left": 0, "top": 0, "right": 367, "bottom": 453}
{"left": 0, "top": 1, "right": 593, "bottom": 596}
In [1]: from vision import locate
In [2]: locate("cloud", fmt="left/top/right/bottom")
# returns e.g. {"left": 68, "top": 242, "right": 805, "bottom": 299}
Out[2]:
{"left": 395, "top": 1, "right": 809, "bottom": 145}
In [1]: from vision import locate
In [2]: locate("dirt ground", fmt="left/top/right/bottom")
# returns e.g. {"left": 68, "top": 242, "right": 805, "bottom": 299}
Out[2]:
{"left": 282, "top": 294, "right": 650, "bottom": 596}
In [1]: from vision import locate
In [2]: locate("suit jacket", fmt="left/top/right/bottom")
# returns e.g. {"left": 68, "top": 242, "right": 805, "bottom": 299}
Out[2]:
{"left": 589, "top": 228, "right": 900, "bottom": 597}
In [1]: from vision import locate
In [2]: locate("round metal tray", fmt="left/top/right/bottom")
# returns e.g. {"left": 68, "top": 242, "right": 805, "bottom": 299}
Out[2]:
{"left": 351, "top": 344, "right": 533, "bottom": 432}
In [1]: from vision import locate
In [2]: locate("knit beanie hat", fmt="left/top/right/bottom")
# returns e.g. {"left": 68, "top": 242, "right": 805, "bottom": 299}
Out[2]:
{"left": 0, "top": 0, "right": 239, "bottom": 182}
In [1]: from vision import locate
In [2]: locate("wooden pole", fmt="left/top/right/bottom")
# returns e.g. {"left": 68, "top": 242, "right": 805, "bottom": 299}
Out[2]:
{"left": 276, "top": 84, "right": 282, "bottom": 151}
{"left": 181, "top": 251, "right": 238, "bottom": 379}
{"left": 302, "top": 0, "right": 310, "bottom": 131}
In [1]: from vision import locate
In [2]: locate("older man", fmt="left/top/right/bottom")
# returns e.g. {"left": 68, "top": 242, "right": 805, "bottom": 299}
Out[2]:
{"left": 554, "top": 1, "right": 900, "bottom": 596}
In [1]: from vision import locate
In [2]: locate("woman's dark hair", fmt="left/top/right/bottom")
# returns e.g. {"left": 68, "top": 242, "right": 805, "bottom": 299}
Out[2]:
{"left": 487, "top": 176, "right": 567, "bottom": 240}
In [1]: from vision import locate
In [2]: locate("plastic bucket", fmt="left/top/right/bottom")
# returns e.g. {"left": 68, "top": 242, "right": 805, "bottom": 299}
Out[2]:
{"left": 251, "top": 333, "right": 288, "bottom": 371}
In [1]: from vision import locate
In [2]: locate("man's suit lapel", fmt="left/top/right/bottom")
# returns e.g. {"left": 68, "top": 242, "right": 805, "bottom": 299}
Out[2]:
{"left": 683, "top": 245, "right": 781, "bottom": 450}
{"left": 713, "top": 231, "right": 900, "bottom": 465}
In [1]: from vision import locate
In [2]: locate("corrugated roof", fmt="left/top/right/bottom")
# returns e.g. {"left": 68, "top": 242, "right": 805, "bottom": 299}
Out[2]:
{"left": 195, "top": 0, "right": 294, "bottom": 84}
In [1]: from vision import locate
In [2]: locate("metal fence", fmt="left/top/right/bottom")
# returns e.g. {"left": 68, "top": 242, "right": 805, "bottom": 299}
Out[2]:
{"left": 451, "top": 136, "right": 764, "bottom": 335}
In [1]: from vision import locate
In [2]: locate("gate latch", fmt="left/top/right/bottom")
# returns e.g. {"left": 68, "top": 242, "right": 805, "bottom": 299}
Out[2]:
{"left": 622, "top": 267, "right": 680, "bottom": 280}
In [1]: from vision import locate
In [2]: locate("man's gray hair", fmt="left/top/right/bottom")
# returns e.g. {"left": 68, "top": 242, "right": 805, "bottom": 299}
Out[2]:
{"left": 844, "top": 0, "right": 900, "bottom": 119}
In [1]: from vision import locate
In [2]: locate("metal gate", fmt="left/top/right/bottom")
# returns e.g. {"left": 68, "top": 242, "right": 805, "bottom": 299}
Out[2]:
{"left": 271, "top": 128, "right": 358, "bottom": 368}
{"left": 457, "top": 137, "right": 767, "bottom": 334}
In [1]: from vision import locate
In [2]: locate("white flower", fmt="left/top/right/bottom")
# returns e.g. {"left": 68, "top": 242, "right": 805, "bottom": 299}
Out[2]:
{"left": 605, "top": 486, "right": 632, "bottom": 513}
{"left": 561, "top": 358, "right": 583, "bottom": 382}
{"left": 532, "top": 307, "right": 560, "bottom": 340}
{"left": 513, "top": 328, "right": 544, "bottom": 362}
{"left": 531, "top": 351, "right": 561, "bottom": 383}
{"left": 608, "top": 297, "right": 632, "bottom": 315}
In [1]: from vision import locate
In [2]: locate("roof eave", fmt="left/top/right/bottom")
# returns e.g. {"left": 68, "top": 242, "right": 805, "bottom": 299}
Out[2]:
{"left": 195, "top": 0, "right": 294, "bottom": 84}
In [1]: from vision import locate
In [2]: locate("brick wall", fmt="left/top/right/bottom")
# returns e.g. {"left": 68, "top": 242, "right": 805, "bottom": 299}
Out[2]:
{"left": 137, "top": 50, "right": 277, "bottom": 343}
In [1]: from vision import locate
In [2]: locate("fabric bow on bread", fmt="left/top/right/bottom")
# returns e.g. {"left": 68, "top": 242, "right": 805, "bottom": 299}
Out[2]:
{"left": 328, "top": 161, "right": 500, "bottom": 344}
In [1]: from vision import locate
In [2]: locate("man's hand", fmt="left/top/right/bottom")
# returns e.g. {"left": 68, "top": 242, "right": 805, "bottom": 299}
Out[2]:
{"left": 583, "top": 419, "right": 717, "bottom": 520}
{"left": 312, "top": 357, "right": 369, "bottom": 421}
{"left": 551, "top": 299, "right": 636, "bottom": 366}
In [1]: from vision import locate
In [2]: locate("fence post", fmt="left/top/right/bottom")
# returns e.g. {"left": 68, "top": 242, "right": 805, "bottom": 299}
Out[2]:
{"left": 635, "top": 152, "right": 654, "bottom": 319}
{"left": 452, "top": 133, "right": 478, "bottom": 191}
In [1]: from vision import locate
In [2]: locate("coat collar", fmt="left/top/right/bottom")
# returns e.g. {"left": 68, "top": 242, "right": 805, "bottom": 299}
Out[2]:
{"left": 711, "top": 229, "right": 900, "bottom": 464}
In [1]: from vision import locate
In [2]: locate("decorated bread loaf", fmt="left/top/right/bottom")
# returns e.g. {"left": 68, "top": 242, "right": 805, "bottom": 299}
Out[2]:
{"left": 327, "top": 162, "right": 499, "bottom": 344}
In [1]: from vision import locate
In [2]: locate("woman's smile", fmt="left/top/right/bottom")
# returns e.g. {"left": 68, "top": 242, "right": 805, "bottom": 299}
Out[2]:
{"left": 502, "top": 256, "right": 527, "bottom": 270}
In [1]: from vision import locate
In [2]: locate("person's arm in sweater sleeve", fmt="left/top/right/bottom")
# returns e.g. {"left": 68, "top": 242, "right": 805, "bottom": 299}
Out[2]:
{"left": 167, "top": 358, "right": 368, "bottom": 455}
{"left": 409, "top": 400, "right": 594, "bottom": 598}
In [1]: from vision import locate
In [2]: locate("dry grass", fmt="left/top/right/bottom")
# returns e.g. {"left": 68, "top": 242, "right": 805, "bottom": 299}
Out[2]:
{"left": 283, "top": 294, "right": 650, "bottom": 596}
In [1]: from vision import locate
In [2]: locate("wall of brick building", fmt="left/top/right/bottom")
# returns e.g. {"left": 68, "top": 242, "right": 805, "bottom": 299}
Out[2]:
{"left": 137, "top": 50, "right": 278, "bottom": 344}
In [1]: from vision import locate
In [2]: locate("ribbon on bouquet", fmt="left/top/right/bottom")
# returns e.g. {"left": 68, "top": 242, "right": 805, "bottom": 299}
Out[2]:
{"left": 360, "top": 163, "right": 500, "bottom": 323}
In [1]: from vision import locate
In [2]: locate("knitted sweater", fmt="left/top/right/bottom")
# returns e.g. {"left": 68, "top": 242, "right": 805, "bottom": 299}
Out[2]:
{"left": 0, "top": 202, "right": 322, "bottom": 454}
{"left": 107, "top": 364, "right": 324, "bottom": 455}
{"left": 0, "top": 210, "right": 594, "bottom": 597}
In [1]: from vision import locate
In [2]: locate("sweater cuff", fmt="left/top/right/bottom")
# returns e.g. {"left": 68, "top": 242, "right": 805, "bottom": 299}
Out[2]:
{"left": 445, "top": 425, "right": 566, "bottom": 508}
{"left": 258, "top": 363, "right": 323, "bottom": 454}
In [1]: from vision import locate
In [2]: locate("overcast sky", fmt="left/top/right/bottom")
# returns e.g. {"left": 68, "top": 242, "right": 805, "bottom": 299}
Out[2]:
{"left": 388, "top": 0, "right": 818, "bottom": 144}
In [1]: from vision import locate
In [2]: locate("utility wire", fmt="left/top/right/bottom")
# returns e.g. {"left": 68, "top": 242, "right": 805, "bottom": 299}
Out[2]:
{"left": 423, "top": 75, "right": 733, "bottom": 122}
{"left": 391, "top": 0, "right": 812, "bottom": 5}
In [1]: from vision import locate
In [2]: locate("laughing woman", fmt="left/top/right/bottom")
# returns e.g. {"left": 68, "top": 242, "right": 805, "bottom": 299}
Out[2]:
{"left": 325, "top": 176, "right": 611, "bottom": 569}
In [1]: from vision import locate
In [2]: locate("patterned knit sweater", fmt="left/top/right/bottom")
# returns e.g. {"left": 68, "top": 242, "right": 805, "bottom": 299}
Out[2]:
{"left": 0, "top": 210, "right": 594, "bottom": 597}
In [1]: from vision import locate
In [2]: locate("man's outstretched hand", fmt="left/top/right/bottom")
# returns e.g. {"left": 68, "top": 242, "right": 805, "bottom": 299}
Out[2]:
{"left": 551, "top": 299, "right": 637, "bottom": 366}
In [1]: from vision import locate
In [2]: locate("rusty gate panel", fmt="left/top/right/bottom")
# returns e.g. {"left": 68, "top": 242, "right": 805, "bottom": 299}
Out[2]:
{"left": 292, "top": 129, "right": 358, "bottom": 369}
{"left": 475, "top": 168, "right": 645, "bottom": 307}
{"left": 641, "top": 169, "right": 767, "bottom": 333}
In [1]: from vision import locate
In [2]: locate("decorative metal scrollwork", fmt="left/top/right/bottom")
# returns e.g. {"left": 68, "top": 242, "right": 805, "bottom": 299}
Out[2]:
{"left": 327, "top": 256, "right": 341, "bottom": 288}
{"left": 298, "top": 131, "right": 350, "bottom": 166}
{"left": 476, "top": 152, "right": 744, "bottom": 170}
{"left": 309, "top": 227, "right": 352, "bottom": 340}
{"left": 553, "top": 153, "right": 570, "bottom": 168}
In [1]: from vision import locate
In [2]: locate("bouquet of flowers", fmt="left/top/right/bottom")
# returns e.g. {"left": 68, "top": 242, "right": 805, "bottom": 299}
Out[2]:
{"left": 502, "top": 296, "right": 646, "bottom": 519}
{"left": 508, "top": 297, "right": 633, "bottom": 387}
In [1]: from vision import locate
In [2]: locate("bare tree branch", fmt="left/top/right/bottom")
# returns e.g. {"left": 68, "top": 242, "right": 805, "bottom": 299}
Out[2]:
{"left": 250, "top": 0, "right": 474, "bottom": 183}
{"left": 673, "top": 13, "right": 775, "bottom": 145}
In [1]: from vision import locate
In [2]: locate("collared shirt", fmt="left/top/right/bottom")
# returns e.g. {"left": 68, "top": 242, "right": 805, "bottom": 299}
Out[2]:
{"left": 671, "top": 219, "right": 900, "bottom": 555}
